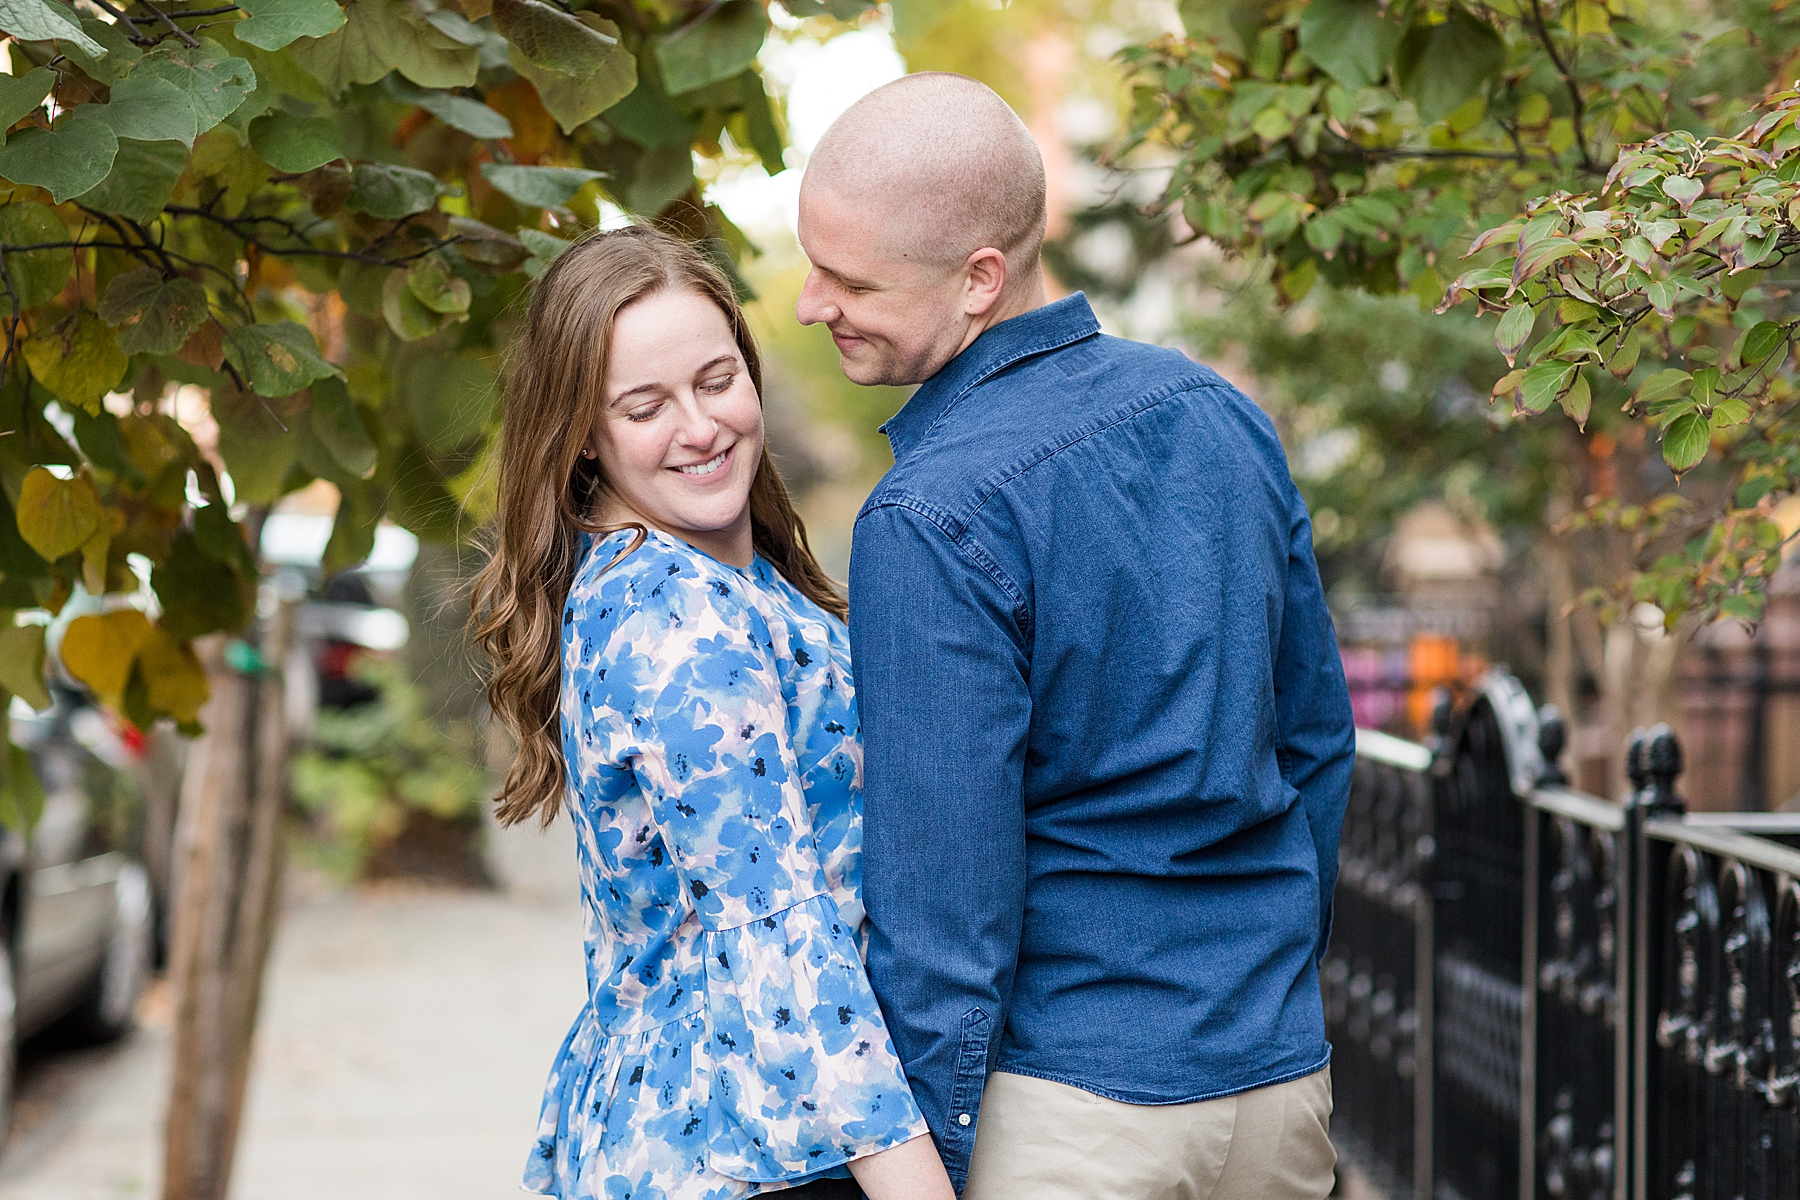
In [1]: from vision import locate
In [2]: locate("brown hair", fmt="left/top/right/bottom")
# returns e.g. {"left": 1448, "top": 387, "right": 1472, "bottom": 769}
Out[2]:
{"left": 470, "top": 225, "right": 844, "bottom": 828}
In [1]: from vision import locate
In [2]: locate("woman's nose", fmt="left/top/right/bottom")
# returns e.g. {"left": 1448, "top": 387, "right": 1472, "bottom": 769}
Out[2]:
{"left": 674, "top": 399, "right": 718, "bottom": 447}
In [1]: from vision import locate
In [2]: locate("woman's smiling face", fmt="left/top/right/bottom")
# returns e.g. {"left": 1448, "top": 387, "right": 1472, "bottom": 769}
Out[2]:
{"left": 589, "top": 288, "right": 764, "bottom": 567}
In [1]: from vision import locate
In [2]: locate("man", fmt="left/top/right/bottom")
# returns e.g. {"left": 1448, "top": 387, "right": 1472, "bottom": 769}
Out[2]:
{"left": 797, "top": 73, "right": 1355, "bottom": 1200}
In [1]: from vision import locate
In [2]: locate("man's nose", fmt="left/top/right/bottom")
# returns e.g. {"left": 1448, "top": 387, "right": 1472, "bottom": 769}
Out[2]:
{"left": 795, "top": 270, "right": 836, "bottom": 327}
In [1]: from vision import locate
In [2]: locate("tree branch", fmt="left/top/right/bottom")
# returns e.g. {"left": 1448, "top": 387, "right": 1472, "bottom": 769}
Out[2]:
{"left": 1527, "top": 0, "right": 1597, "bottom": 173}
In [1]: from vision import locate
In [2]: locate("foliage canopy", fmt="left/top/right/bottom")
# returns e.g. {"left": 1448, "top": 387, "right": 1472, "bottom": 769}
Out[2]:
{"left": 1119, "top": 0, "right": 1800, "bottom": 626}
{"left": 0, "top": 0, "right": 880, "bottom": 818}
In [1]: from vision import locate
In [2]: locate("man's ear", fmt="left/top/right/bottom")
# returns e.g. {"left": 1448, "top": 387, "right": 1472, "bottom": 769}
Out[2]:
{"left": 963, "top": 247, "right": 1009, "bottom": 316}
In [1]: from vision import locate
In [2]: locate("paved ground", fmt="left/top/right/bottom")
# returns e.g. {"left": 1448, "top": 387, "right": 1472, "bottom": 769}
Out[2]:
{"left": 0, "top": 816, "right": 585, "bottom": 1200}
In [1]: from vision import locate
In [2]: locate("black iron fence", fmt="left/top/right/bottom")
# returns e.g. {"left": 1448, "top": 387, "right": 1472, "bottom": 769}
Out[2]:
{"left": 1333, "top": 669, "right": 1800, "bottom": 1200}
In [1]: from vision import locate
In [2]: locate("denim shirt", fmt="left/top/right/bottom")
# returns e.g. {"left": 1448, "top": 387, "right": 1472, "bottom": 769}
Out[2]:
{"left": 847, "top": 294, "right": 1355, "bottom": 1191}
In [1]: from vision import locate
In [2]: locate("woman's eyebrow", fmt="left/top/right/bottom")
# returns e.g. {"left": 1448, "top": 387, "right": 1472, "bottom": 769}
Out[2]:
{"left": 693, "top": 354, "right": 737, "bottom": 375}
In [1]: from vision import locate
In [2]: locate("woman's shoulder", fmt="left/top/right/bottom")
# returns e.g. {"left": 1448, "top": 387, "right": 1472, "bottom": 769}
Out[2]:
{"left": 566, "top": 527, "right": 758, "bottom": 637}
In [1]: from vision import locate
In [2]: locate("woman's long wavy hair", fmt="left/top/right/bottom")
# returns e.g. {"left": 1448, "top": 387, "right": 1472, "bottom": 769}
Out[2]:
{"left": 471, "top": 225, "right": 844, "bottom": 828}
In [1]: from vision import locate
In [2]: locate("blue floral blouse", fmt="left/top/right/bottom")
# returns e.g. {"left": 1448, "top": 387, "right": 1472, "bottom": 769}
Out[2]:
{"left": 525, "top": 527, "right": 927, "bottom": 1200}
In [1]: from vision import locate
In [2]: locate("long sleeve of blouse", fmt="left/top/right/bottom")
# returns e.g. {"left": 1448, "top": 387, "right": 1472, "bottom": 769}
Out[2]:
{"left": 527, "top": 531, "right": 924, "bottom": 1200}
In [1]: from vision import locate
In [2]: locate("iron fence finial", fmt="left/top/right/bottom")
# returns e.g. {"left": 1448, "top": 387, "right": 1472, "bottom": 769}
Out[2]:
{"left": 1626, "top": 727, "right": 1651, "bottom": 794}
{"left": 1537, "top": 705, "right": 1568, "bottom": 786}
{"left": 1644, "top": 723, "right": 1684, "bottom": 813}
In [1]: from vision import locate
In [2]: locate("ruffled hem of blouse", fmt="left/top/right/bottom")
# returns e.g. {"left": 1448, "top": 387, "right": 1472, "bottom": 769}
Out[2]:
{"left": 524, "top": 894, "right": 926, "bottom": 1199}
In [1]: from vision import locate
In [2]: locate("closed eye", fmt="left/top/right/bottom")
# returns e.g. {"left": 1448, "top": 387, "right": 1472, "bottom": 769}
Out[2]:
{"left": 698, "top": 373, "right": 735, "bottom": 395}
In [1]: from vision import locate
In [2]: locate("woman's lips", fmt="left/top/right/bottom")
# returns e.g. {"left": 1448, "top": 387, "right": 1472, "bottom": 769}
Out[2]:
{"left": 671, "top": 444, "right": 732, "bottom": 480}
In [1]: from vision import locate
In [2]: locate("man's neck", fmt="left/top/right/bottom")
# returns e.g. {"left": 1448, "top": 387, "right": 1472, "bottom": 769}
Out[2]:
{"left": 953, "top": 271, "right": 1050, "bottom": 359}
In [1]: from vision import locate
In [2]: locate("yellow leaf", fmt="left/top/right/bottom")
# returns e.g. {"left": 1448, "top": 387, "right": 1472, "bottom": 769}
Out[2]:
{"left": 21, "top": 311, "right": 129, "bottom": 416}
{"left": 61, "top": 610, "right": 151, "bottom": 708}
{"left": 80, "top": 525, "right": 110, "bottom": 595}
{"left": 14, "top": 467, "right": 102, "bottom": 562}
{"left": 139, "top": 626, "right": 210, "bottom": 724}
{"left": 0, "top": 624, "right": 51, "bottom": 710}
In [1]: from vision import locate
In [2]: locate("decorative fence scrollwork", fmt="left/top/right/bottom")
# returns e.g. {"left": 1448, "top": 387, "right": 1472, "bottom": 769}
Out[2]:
{"left": 1332, "top": 669, "right": 1800, "bottom": 1200}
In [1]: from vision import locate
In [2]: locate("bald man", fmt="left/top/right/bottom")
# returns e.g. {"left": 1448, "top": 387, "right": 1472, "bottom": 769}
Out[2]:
{"left": 797, "top": 74, "right": 1353, "bottom": 1200}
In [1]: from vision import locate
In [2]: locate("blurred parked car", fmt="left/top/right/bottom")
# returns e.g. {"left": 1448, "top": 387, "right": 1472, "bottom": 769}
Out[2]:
{"left": 1, "top": 689, "right": 155, "bottom": 1135}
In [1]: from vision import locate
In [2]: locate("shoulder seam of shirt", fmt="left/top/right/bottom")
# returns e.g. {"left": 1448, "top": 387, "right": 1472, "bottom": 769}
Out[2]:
{"left": 958, "top": 374, "right": 1230, "bottom": 524}
{"left": 855, "top": 496, "right": 1028, "bottom": 615}
{"left": 861, "top": 367, "right": 1230, "bottom": 525}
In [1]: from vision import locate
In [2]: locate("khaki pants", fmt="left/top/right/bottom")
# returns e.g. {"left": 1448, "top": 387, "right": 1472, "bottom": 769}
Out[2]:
{"left": 961, "top": 1067, "right": 1334, "bottom": 1200}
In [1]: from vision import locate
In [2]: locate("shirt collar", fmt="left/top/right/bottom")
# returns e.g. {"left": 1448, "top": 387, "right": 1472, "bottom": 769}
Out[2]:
{"left": 880, "top": 292, "right": 1101, "bottom": 463}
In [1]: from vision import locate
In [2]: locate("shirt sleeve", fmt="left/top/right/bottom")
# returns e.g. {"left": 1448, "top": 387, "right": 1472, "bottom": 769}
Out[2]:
{"left": 1273, "top": 480, "right": 1356, "bottom": 962}
{"left": 849, "top": 502, "right": 1031, "bottom": 1194}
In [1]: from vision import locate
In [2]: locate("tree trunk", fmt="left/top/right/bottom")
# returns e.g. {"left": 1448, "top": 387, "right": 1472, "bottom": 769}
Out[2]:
{"left": 161, "top": 596, "right": 292, "bottom": 1200}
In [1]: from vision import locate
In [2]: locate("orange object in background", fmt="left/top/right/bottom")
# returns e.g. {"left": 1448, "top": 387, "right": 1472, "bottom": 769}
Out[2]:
{"left": 1404, "top": 634, "right": 1489, "bottom": 737}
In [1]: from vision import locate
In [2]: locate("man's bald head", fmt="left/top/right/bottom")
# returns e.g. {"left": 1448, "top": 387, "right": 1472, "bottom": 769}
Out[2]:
{"left": 804, "top": 73, "right": 1047, "bottom": 279}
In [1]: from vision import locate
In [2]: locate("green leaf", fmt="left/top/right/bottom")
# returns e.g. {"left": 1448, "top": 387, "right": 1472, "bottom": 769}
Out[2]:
{"left": 153, "top": 530, "right": 254, "bottom": 637}
{"left": 346, "top": 160, "right": 439, "bottom": 218}
{"left": 478, "top": 162, "right": 604, "bottom": 209}
{"left": 506, "top": 15, "right": 635, "bottom": 134}
{"left": 248, "top": 109, "right": 342, "bottom": 173}
{"left": 235, "top": 0, "right": 346, "bottom": 50}
{"left": 518, "top": 227, "right": 572, "bottom": 278}
{"left": 1297, "top": 0, "right": 1404, "bottom": 90}
{"left": 448, "top": 216, "right": 527, "bottom": 270}
{"left": 73, "top": 137, "right": 187, "bottom": 223}
{"left": 0, "top": 201, "right": 71, "bottom": 308}
{"left": 621, "top": 141, "right": 693, "bottom": 215}
{"left": 404, "top": 253, "right": 470, "bottom": 315}
{"left": 0, "top": 107, "right": 117, "bottom": 203}
{"left": 1393, "top": 7, "right": 1504, "bottom": 123}
{"left": 1710, "top": 397, "right": 1750, "bottom": 428}
{"left": 604, "top": 81, "right": 701, "bottom": 148}
{"left": 1662, "top": 410, "right": 1710, "bottom": 473}
{"left": 0, "top": 0, "right": 105, "bottom": 57}
{"left": 1661, "top": 175, "right": 1703, "bottom": 209}
{"left": 22, "top": 311, "right": 128, "bottom": 415}
{"left": 399, "top": 349, "right": 495, "bottom": 453}
{"left": 292, "top": 0, "right": 480, "bottom": 94}
{"left": 1737, "top": 475, "right": 1779, "bottom": 507}
{"left": 131, "top": 39, "right": 258, "bottom": 146}
{"left": 1633, "top": 368, "right": 1691, "bottom": 407}
{"left": 654, "top": 0, "right": 765, "bottom": 95}
{"left": 0, "top": 624, "right": 50, "bottom": 711}
{"left": 1740, "top": 321, "right": 1787, "bottom": 371}
{"left": 386, "top": 77, "right": 513, "bottom": 139}
{"left": 223, "top": 321, "right": 339, "bottom": 396}
{"left": 2, "top": 742, "right": 45, "bottom": 832}
{"left": 381, "top": 268, "right": 454, "bottom": 339}
{"left": 13, "top": 467, "right": 101, "bottom": 562}
{"left": 1559, "top": 371, "right": 1591, "bottom": 428}
{"left": 1520, "top": 360, "right": 1573, "bottom": 414}
{"left": 494, "top": 0, "right": 619, "bottom": 74}
{"left": 308, "top": 376, "right": 377, "bottom": 479}
{"left": 99, "top": 268, "right": 212, "bottom": 356}
{"left": 322, "top": 477, "right": 379, "bottom": 573}
{"left": 0, "top": 67, "right": 52, "bottom": 142}
{"left": 1606, "top": 337, "right": 1641, "bottom": 380}
{"left": 89, "top": 76, "right": 198, "bottom": 147}
{"left": 1495, "top": 302, "right": 1534, "bottom": 366}
{"left": 57, "top": 15, "right": 140, "bottom": 84}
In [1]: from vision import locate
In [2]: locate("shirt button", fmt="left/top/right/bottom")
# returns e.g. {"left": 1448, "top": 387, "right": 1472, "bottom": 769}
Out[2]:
{"left": 958, "top": 1113, "right": 971, "bottom": 1126}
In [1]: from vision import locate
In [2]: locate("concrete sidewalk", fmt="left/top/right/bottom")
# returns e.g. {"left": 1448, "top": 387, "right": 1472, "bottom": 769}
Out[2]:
{"left": 0, "top": 818, "right": 585, "bottom": 1200}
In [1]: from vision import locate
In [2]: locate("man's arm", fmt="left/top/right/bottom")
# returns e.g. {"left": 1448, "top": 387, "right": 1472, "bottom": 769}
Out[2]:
{"left": 1273, "top": 480, "right": 1356, "bottom": 961}
{"left": 849, "top": 501, "right": 1031, "bottom": 1195}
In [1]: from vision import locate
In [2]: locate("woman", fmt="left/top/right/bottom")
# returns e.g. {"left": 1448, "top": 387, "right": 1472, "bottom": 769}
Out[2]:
{"left": 472, "top": 226, "right": 954, "bottom": 1200}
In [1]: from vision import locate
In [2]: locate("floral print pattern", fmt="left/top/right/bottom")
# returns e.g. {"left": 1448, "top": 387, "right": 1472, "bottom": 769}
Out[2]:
{"left": 525, "top": 528, "right": 927, "bottom": 1200}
